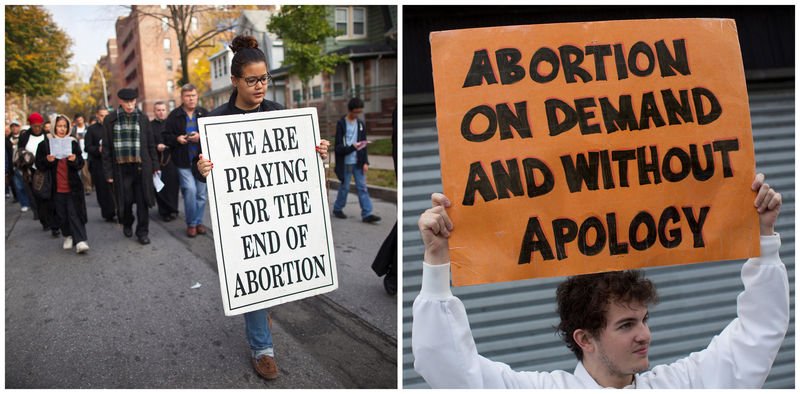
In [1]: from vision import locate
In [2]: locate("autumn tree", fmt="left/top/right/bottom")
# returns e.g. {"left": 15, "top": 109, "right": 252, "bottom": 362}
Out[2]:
{"left": 130, "top": 5, "right": 236, "bottom": 87}
{"left": 5, "top": 5, "right": 73, "bottom": 116}
{"left": 268, "top": 5, "right": 348, "bottom": 106}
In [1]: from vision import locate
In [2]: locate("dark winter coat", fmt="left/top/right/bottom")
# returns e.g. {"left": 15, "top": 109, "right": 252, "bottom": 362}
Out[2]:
{"left": 101, "top": 109, "right": 159, "bottom": 208}
{"left": 83, "top": 123, "right": 105, "bottom": 162}
{"left": 333, "top": 116, "right": 369, "bottom": 182}
{"left": 35, "top": 137, "right": 87, "bottom": 223}
{"left": 162, "top": 104, "right": 209, "bottom": 168}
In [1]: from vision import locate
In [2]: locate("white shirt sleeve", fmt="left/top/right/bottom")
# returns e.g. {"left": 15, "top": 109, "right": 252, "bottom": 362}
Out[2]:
{"left": 411, "top": 263, "right": 580, "bottom": 389}
{"left": 639, "top": 234, "right": 790, "bottom": 388}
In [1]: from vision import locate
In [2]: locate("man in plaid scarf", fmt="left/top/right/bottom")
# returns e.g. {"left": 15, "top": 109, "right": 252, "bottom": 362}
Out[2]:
{"left": 102, "top": 88, "right": 159, "bottom": 245}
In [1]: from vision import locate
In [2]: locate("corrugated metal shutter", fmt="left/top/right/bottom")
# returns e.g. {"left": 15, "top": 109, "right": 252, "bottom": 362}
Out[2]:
{"left": 401, "top": 81, "right": 795, "bottom": 388}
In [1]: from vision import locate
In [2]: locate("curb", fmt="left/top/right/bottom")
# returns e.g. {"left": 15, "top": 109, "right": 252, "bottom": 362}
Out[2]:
{"left": 327, "top": 178, "right": 397, "bottom": 203}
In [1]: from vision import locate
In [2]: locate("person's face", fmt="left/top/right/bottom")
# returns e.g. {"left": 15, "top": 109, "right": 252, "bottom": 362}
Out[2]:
{"left": 30, "top": 123, "right": 43, "bottom": 135}
{"left": 347, "top": 107, "right": 364, "bottom": 120}
{"left": 592, "top": 301, "right": 651, "bottom": 380}
{"left": 121, "top": 99, "right": 136, "bottom": 114}
{"left": 97, "top": 109, "right": 109, "bottom": 124}
{"left": 154, "top": 104, "right": 168, "bottom": 120}
{"left": 74, "top": 116, "right": 84, "bottom": 127}
{"left": 181, "top": 89, "right": 198, "bottom": 111}
{"left": 10, "top": 125, "right": 20, "bottom": 135}
{"left": 232, "top": 61, "right": 268, "bottom": 108}
{"left": 55, "top": 119, "right": 69, "bottom": 138}
{"left": 43, "top": 122, "right": 51, "bottom": 132}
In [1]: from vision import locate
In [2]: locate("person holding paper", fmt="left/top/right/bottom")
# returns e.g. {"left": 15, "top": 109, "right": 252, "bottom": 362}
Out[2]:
{"left": 151, "top": 101, "right": 180, "bottom": 222}
{"left": 413, "top": 174, "right": 788, "bottom": 389}
{"left": 332, "top": 98, "right": 381, "bottom": 223}
{"left": 102, "top": 88, "right": 159, "bottom": 245}
{"left": 35, "top": 115, "right": 89, "bottom": 253}
{"left": 195, "top": 34, "right": 332, "bottom": 382}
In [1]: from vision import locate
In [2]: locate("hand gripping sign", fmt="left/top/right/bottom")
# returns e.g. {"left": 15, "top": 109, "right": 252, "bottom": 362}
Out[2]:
{"left": 199, "top": 108, "right": 337, "bottom": 315}
{"left": 430, "top": 18, "right": 760, "bottom": 286}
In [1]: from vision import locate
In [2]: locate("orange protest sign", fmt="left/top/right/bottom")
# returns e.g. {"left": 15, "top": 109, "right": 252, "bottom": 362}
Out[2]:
{"left": 431, "top": 18, "right": 760, "bottom": 287}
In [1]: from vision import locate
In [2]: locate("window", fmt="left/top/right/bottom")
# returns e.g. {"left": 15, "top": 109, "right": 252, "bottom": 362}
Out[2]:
{"left": 161, "top": 17, "right": 168, "bottom": 31}
{"left": 166, "top": 58, "right": 172, "bottom": 71}
{"left": 163, "top": 38, "right": 170, "bottom": 52}
{"left": 336, "top": 7, "right": 367, "bottom": 39}
{"left": 292, "top": 89, "right": 302, "bottom": 104}
{"left": 333, "top": 81, "right": 344, "bottom": 97}
{"left": 335, "top": 8, "right": 348, "bottom": 35}
{"left": 312, "top": 85, "right": 322, "bottom": 100}
{"left": 167, "top": 80, "right": 174, "bottom": 93}
{"left": 353, "top": 8, "right": 365, "bottom": 36}
{"left": 168, "top": 100, "right": 175, "bottom": 111}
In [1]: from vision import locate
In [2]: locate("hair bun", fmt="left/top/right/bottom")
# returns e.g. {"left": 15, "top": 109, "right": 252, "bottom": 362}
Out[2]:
{"left": 230, "top": 35, "right": 259, "bottom": 54}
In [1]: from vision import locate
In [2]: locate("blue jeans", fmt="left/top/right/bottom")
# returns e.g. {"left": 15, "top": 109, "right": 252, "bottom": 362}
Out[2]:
{"left": 177, "top": 167, "right": 207, "bottom": 226}
{"left": 244, "top": 308, "right": 273, "bottom": 358}
{"left": 333, "top": 164, "right": 372, "bottom": 218}
{"left": 13, "top": 169, "right": 30, "bottom": 208}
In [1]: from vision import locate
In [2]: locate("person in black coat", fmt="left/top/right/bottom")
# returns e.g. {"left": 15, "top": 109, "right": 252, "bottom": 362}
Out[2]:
{"left": 102, "top": 89, "right": 159, "bottom": 245}
{"left": 19, "top": 113, "right": 57, "bottom": 234}
{"left": 35, "top": 115, "right": 89, "bottom": 253}
{"left": 83, "top": 107, "right": 115, "bottom": 222}
{"left": 151, "top": 101, "right": 180, "bottom": 221}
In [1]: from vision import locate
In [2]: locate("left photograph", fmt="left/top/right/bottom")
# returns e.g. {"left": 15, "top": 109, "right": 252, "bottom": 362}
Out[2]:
{"left": 5, "top": 4, "right": 397, "bottom": 389}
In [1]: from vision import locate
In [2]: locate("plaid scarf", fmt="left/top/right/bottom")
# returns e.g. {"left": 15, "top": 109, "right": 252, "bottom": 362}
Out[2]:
{"left": 113, "top": 108, "right": 142, "bottom": 164}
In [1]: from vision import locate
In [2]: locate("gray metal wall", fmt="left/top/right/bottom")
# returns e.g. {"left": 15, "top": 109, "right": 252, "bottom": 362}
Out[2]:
{"left": 401, "top": 80, "right": 795, "bottom": 388}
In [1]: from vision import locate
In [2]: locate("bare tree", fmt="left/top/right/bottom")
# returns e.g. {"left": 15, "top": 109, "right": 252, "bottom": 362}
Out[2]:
{"left": 129, "top": 5, "right": 236, "bottom": 86}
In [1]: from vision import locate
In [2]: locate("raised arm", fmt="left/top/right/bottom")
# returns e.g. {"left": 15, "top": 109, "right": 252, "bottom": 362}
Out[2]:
{"left": 644, "top": 173, "right": 788, "bottom": 388}
{"left": 412, "top": 193, "right": 569, "bottom": 388}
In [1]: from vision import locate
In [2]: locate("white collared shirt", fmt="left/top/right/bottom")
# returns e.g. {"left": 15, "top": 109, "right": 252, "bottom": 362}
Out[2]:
{"left": 412, "top": 235, "right": 789, "bottom": 389}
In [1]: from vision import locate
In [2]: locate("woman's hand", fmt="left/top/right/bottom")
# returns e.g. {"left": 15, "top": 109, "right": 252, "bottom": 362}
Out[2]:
{"left": 46, "top": 154, "right": 56, "bottom": 162}
{"left": 67, "top": 154, "right": 76, "bottom": 162}
{"left": 316, "top": 139, "right": 330, "bottom": 160}
{"left": 197, "top": 154, "right": 213, "bottom": 178}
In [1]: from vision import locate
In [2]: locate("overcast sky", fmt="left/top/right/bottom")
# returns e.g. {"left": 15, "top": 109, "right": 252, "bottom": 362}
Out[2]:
{"left": 43, "top": 5, "right": 130, "bottom": 83}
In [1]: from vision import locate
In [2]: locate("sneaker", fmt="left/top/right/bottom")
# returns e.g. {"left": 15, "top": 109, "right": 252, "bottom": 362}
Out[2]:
{"left": 62, "top": 236, "right": 73, "bottom": 250}
{"left": 75, "top": 241, "right": 89, "bottom": 254}
{"left": 20, "top": 206, "right": 29, "bottom": 212}
{"left": 196, "top": 224, "right": 206, "bottom": 235}
{"left": 332, "top": 210, "right": 347, "bottom": 219}
{"left": 362, "top": 214, "right": 381, "bottom": 223}
{"left": 252, "top": 355, "right": 279, "bottom": 380}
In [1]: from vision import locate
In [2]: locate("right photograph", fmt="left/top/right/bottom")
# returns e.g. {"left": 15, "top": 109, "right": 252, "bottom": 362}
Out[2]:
{"left": 402, "top": 5, "right": 794, "bottom": 389}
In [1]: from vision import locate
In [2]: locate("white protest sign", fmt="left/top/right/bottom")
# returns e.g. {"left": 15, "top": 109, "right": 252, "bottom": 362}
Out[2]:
{"left": 198, "top": 107, "right": 337, "bottom": 316}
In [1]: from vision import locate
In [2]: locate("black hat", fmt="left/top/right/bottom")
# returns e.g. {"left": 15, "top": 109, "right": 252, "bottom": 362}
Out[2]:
{"left": 117, "top": 88, "right": 137, "bottom": 100}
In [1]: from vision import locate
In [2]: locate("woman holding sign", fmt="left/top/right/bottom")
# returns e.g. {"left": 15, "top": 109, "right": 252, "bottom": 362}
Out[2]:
{"left": 35, "top": 115, "right": 90, "bottom": 254}
{"left": 196, "top": 35, "right": 330, "bottom": 381}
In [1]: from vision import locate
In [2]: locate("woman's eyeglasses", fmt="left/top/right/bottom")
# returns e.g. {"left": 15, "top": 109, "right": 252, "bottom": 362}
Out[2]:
{"left": 243, "top": 75, "right": 272, "bottom": 87}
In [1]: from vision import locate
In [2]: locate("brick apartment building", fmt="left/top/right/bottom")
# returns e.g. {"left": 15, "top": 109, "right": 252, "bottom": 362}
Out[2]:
{"left": 106, "top": 5, "right": 186, "bottom": 118}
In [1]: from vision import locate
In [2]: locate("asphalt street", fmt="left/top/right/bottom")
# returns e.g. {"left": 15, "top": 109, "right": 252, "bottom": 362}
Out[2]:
{"left": 5, "top": 181, "right": 397, "bottom": 389}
